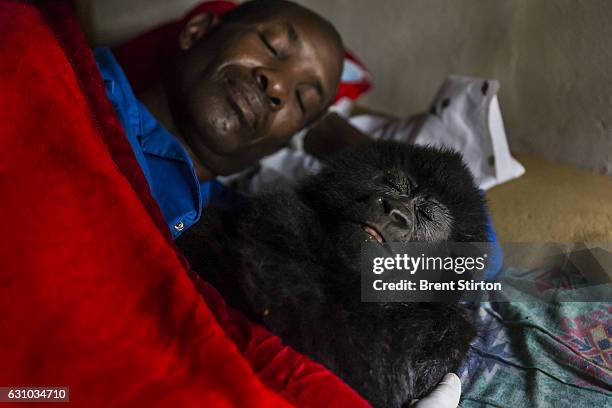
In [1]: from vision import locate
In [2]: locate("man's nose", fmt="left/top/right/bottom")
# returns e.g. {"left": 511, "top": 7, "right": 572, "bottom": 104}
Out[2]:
{"left": 255, "top": 68, "right": 288, "bottom": 111}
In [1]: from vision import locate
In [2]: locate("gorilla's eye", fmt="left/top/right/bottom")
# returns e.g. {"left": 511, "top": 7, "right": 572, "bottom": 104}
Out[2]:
{"left": 387, "top": 180, "right": 403, "bottom": 194}
{"left": 382, "top": 173, "right": 402, "bottom": 192}
{"left": 417, "top": 204, "right": 434, "bottom": 221}
{"left": 385, "top": 176, "right": 413, "bottom": 195}
{"left": 417, "top": 200, "right": 447, "bottom": 223}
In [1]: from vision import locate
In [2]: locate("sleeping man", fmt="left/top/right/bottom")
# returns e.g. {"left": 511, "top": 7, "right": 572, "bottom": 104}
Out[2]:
{"left": 92, "top": 0, "right": 463, "bottom": 405}
{"left": 94, "top": 0, "right": 343, "bottom": 239}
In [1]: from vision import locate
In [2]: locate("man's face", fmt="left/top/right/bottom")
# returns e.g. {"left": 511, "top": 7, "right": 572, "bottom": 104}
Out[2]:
{"left": 169, "top": 4, "right": 343, "bottom": 176}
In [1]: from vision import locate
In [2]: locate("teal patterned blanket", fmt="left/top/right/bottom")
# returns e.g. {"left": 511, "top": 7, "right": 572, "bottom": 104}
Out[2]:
{"left": 459, "top": 267, "right": 612, "bottom": 407}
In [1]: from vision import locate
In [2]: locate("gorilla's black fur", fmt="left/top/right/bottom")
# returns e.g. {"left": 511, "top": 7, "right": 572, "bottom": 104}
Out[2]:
{"left": 178, "top": 141, "right": 488, "bottom": 407}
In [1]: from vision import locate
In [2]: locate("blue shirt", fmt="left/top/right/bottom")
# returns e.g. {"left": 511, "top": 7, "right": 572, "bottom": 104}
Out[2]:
{"left": 94, "top": 47, "right": 227, "bottom": 239}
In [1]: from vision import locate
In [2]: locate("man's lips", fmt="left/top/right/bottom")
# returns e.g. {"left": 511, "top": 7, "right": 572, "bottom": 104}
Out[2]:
{"left": 225, "top": 78, "right": 267, "bottom": 132}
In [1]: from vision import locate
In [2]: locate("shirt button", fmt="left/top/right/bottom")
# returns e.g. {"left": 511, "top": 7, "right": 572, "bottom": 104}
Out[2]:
{"left": 174, "top": 221, "right": 185, "bottom": 232}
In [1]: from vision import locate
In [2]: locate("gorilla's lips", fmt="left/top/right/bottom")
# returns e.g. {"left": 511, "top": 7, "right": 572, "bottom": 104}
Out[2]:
{"left": 363, "top": 224, "right": 385, "bottom": 243}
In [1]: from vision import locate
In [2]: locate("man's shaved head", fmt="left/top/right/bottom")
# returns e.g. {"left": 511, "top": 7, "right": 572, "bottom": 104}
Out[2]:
{"left": 222, "top": 0, "right": 343, "bottom": 51}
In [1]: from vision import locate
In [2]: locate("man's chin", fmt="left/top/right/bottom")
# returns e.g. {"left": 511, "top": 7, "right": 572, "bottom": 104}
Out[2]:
{"left": 190, "top": 140, "right": 258, "bottom": 177}
{"left": 189, "top": 118, "right": 247, "bottom": 156}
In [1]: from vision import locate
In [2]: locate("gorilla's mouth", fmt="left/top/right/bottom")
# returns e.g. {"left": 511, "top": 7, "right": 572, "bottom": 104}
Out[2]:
{"left": 362, "top": 224, "right": 385, "bottom": 243}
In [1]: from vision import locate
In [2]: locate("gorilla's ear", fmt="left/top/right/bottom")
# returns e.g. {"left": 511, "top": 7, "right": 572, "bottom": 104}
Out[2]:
{"left": 178, "top": 12, "right": 219, "bottom": 51}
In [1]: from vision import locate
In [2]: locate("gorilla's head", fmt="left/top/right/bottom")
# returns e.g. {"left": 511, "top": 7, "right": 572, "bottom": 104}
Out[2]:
{"left": 280, "top": 142, "right": 489, "bottom": 272}
{"left": 303, "top": 142, "right": 487, "bottom": 240}
{"left": 178, "top": 141, "right": 486, "bottom": 407}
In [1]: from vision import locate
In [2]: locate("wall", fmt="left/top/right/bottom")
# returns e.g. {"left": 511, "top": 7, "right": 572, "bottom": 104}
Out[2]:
{"left": 88, "top": 0, "right": 612, "bottom": 175}
{"left": 89, "top": 0, "right": 203, "bottom": 45}
{"left": 295, "top": 0, "right": 612, "bottom": 175}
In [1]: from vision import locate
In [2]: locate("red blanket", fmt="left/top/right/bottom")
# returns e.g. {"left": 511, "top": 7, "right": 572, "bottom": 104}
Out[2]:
{"left": 0, "top": 1, "right": 369, "bottom": 406}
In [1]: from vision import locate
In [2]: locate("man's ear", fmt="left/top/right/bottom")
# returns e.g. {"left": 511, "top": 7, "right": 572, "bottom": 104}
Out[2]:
{"left": 178, "top": 12, "right": 219, "bottom": 51}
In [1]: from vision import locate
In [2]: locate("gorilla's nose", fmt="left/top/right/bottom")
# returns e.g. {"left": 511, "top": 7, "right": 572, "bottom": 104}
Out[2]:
{"left": 382, "top": 195, "right": 412, "bottom": 227}
{"left": 370, "top": 195, "right": 413, "bottom": 229}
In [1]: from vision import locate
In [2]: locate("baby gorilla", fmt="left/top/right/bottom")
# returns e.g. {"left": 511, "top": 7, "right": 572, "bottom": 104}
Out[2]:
{"left": 178, "top": 141, "right": 489, "bottom": 407}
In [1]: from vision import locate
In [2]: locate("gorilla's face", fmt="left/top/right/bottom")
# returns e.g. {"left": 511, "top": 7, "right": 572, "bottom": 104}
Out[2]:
{"left": 336, "top": 169, "right": 455, "bottom": 244}
{"left": 297, "top": 142, "right": 488, "bottom": 269}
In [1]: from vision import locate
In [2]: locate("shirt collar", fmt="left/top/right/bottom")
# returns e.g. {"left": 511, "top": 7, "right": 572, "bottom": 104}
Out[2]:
{"left": 95, "top": 47, "right": 141, "bottom": 138}
{"left": 94, "top": 47, "right": 205, "bottom": 234}
{"left": 135, "top": 101, "right": 192, "bottom": 163}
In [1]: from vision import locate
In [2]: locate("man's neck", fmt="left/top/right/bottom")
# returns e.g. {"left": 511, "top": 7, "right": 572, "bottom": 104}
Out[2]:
{"left": 137, "top": 82, "right": 214, "bottom": 181}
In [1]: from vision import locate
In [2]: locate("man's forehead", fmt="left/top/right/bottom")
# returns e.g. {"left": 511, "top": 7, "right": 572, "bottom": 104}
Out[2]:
{"left": 250, "top": 6, "right": 339, "bottom": 41}
{"left": 224, "top": 1, "right": 343, "bottom": 103}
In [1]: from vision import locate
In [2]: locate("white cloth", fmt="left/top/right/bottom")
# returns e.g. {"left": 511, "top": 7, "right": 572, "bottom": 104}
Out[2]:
{"left": 219, "top": 76, "right": 524, "bottom": 193}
